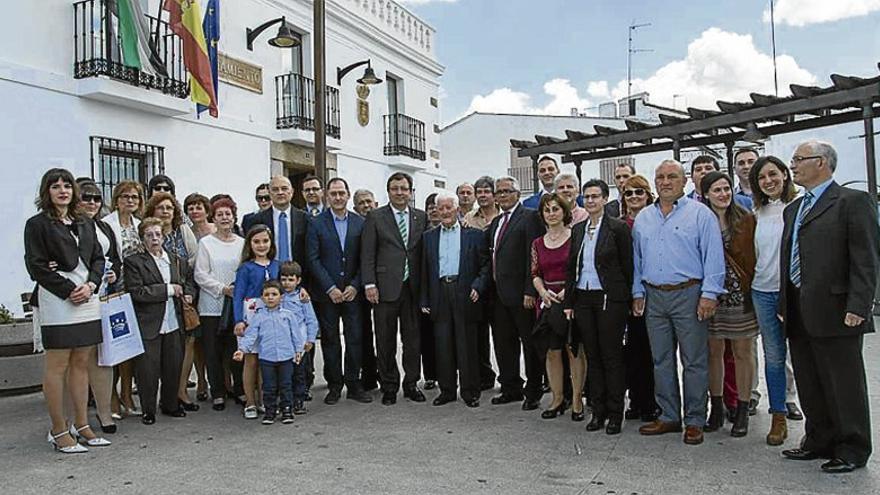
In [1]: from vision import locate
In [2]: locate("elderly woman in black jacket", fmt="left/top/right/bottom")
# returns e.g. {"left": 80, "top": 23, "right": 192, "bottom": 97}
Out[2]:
{"left": 25, "top": 168, "right": 111, "bottom": 453}
{"left": 124, "top": 217, "right": 195, "bottom": 425}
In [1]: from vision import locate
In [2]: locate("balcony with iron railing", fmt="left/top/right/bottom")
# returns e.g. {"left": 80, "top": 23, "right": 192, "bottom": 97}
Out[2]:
{"left": 275, "top": 73, "right": 341, "bottom": 139}
{"left": 384, "top": 113, "right": 426, "bottom": 161}
{"left": 73, "top": 0, "right": 190, "bottom": 106}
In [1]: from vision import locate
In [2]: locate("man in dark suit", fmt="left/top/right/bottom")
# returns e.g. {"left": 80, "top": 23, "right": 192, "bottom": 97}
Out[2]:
{"left": 251, "top": 176, "right": 308, "bottom": 267}
{"left": 306, "top": 177, "right": 372, "bottom": 405}
{"left": 361, "top": 172, "right": 428, "bottom": 405}
{"left": 604, "top": 162, "right": 636, "bottom": 218}
{"left": 124, "top": 218, "right": 195, "bottom": 425}
{"left": 353, "top": 189, "right": 380, "bottom": 390}
{"left": 779, "top": 140, "right": 879, "bottom": 473}
{"left": 420, "top": 193, "right": 490, "bottom": 407}
{"left": 489, "top": 175, "right": 546, "bottom": 410}
{"left": 241, "top": 183, "right": 270, "bottom": 233}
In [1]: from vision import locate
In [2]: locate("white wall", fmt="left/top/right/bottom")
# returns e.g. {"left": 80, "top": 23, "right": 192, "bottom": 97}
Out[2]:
{"left": 0, "top": 0, "right": 443, "bottom": 316}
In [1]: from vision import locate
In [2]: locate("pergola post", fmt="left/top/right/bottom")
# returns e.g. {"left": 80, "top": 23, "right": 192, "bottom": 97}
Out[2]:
{"left": 531, "top": 155, "right": 539, "bottom": 195}
{"left": 725, "top": 141, "right": 735, "bottom": 178}
{"left": 862, "top": 100, "right": 877, "bottom": 199}
{"left": 672, "top": 137, "right": 681, "bottom": 162}
{"left": 574, "top": 159, "right": 583, "bottom": 187}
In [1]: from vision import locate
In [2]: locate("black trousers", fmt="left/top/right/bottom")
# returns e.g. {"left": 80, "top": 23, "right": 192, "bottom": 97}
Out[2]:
{"left": 135, "top": 330, "right": 183, "bottom": 415}
{"left": 200, "top": 316, "right": 241, "bottom": 400}
{"left": 434, "top": 280, "right": 480, "bottom": 401}
{"left": 574, "top": 290, "right": 627, "bottom": 421}
{"left": 624, "top": 314, "right": 658, "bottom": 414}
{"left": 476, "top": 315, "right": 496, "bottom": 388}
{"left": 787, "top": 284, "right": 872, "bottom": 465}
{"left": 374, "top": 281, "right": 421, "bottom": 393}
{"left": 492, "top": 298, "right": 541, "bottom": 401}
{"left": 420, "top": 312, "right": 437, "bottom": 382}
{"left": 315, "top": 299, "right": 363, "bottom": 392}
{"left": 360, "top": 302, "right": 379, "bottom": 387}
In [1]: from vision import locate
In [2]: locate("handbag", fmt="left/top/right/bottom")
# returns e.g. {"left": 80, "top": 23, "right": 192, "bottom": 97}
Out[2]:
{"left": 218, "top": 295, "right": 235, "bottom": 334}
{"left": 182, "top": 300, "right": 201, "bottom": 331}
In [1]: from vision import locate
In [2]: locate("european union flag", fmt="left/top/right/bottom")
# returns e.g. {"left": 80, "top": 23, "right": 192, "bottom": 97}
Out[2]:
{"left": 197, "top": 0, "right": 220, "bottom": 118}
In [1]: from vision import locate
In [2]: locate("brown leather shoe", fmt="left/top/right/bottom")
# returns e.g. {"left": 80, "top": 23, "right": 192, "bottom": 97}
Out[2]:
{"left": 639, "top": 420, "right": 683, "bottom": 436}
{"left": 683, "top": 425, "right": 704, "bottom": 445}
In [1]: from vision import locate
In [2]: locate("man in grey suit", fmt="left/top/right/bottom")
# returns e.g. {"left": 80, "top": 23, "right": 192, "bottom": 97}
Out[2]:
{"left": 361, "top": 172, "right": 428, "bottom": 405}
{"left": 779, "top": 140, "right": 879, "bottom": 473}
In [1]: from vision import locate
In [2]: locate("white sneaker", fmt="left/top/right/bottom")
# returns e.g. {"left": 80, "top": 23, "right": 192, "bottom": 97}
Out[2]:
{"left": 243, "top": 405, "right": 258, "bottom": 420}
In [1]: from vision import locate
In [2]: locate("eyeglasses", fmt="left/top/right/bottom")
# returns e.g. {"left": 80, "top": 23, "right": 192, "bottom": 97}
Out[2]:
{"left": 790, "top": 155, "right": 821, "bottom": 164}
{"left": 120, "top": 193, "right": 140, "bottom": 202}
{"left": 495, "top": 189, "right": 515, "bottom": 195}
{"left": 256, "top": 195, "right": 271, "bottom": 202}
{"left": 152, "top": 185, "right": 172, "bottom": 192}
{"left": 624, "top": 188, "right": 647, "bottom": 198}
{"left": 81, "top": 194, "right": 102, "bottom": 203}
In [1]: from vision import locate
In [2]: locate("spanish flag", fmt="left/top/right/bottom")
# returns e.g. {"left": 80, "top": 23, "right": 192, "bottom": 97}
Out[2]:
{"left": 163, "top": 0, "right": 218, "bottom": 117}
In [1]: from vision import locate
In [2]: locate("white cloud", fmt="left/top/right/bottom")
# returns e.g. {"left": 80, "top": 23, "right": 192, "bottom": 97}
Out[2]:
{"left": 587, "top": 80, "right": 610, "bottom": 99}
{"left": 465, "top": 78, "right": 591, "bottom": 116}
{"left": 764, "top": 0, "right": 880, "bottom": 27}
{"left": 593, "top": 27, "right": 817, "bottom": 110}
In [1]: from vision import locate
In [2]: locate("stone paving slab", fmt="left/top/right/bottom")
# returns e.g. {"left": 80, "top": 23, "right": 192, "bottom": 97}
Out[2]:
{"left": 1, "top": 326, "right": 879, "bottom": 494}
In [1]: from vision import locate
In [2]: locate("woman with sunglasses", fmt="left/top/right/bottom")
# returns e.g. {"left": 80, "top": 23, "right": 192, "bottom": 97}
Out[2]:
{"left": 25, "top": 169, "right": 111, "bottom": 453}
{"left": 76, "top": 179, "right": 122, "bottom": 433}
{"left": 103, "top": 181, "right": 145, "bottom": 419}
{"left": 700, "top": 171, "right": 759, "bottom": 438}
{"left": 748, "top": 156, "right": 799, "bottom": 445}
{"left": 619, "top": 175, "right": 660, "bottom": 422}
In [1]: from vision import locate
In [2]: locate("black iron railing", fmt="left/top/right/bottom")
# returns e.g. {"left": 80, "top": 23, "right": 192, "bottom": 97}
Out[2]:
{"left": 90, "top": 136, "right": 165, "bottom": 201}
{"left": 73, "top": 0, "right": 189, "bottom": 98}
{"left": 275, "top": 73, "right": 341, "bottom": 139}
{"left": 384, "top": 113, "right": 426, "bottom": 160}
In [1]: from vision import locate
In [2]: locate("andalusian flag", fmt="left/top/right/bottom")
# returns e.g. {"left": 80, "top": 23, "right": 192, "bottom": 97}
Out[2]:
{"left": 164, "top": 0, "right": 218, "bottom": 116}
{"left": 109, "top": 0, "right": 167, "bottom": 76}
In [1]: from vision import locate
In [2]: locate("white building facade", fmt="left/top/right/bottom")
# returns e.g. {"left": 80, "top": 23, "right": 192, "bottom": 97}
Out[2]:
{"left": 0, "top": 0, "right": 445, "bottom": 316}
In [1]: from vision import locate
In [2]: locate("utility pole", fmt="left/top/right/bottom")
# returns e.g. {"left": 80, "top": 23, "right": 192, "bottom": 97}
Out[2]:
{"left": 769, "top": 0, "right": 779, "bottom": 96}
{"left": 314, "top": 0, "right": 327, "bottom": 182}
{"left": 627, "top": 21, "right": 652, "bottom": 116}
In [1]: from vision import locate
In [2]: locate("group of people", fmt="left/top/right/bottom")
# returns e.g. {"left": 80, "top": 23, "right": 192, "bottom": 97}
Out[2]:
{"left": 24, "top": 139, "right": 877, "bottom": 473}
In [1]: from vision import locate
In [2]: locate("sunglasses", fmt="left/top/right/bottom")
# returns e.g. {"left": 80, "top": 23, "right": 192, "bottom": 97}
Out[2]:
{"left": 624, "top": 188, "right": 647, "bottom": 198}
{"left": 81, "top": 194, "right": 102, "bottom": 203}
{"left": 256, "top": 195, "right": 271, "bottom": 202}
{"left": 153, "top": 185, "right": 172, "bottom": 192}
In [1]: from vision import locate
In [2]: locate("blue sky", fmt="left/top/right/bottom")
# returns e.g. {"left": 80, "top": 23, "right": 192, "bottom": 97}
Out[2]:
{"left": 401, "top": 0, "right": 880, "bottom": 124}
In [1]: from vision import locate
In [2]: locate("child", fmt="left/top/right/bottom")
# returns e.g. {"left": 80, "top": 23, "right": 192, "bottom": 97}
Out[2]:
{"left": 233, "top": 225, "right": 280, "bottom": 419}
{"left": 234, "top": 280, "right": 306, "bottom": 425}
{"left": 280, "top": 261, "right": 319, "bottom": 415}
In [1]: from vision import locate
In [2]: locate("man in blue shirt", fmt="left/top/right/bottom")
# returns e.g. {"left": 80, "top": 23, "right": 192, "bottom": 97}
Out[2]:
{"left": 632, "top": 159, "right": 726, "bottom": 446}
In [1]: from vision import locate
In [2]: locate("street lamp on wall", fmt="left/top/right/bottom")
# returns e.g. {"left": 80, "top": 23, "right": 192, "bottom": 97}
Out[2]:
{"left": 246, "top": 17, "right": 301, "bottom": 51}
{"left": 337, "top": 59, "right": 383, "bottom": 86}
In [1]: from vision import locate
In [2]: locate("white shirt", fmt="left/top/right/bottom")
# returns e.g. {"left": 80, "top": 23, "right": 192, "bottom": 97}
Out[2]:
{"left": 149, "top": 250, "right": 179, "bottom": 334}
{"left": 194, "top": 234, "right": 244, "bottom": 316}
{"left": 576, "top": 216, "right": 604, "bottom": 291}
{"left": 752, "top": 199, "right": 791, "bottom": 292}
{"left": 272, "top": 205, "right": 292, "bottom": 255}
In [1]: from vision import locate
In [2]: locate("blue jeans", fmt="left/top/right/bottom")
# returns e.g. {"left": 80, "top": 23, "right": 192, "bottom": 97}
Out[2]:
{"left": 260, "top": 359, "right": 294, "bottom": 412}
{"left": 645, "top": 284, "right": 709, "bottom": 427}
{"left": 751, "top": 290, "right": 787, "bottom": 413}
{"left": 292, "top": 354, "right": 307, "bottom": 403}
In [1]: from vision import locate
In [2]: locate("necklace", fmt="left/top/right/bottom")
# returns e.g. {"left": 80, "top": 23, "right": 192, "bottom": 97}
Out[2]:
{"left": 547, "top": 229, "right": 566, "bottom": 242}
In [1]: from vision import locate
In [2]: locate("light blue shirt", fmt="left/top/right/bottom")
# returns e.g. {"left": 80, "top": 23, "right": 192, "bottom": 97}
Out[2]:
{"left": 239, "top": 307, "right": 305, "bottom": 362}
{"left": 788, "top": 177, "right": 833, "bottom": 279}
{"left": 632, "top": 195, "right": 726, "bottom": 300}
{"left": 576, "top": 217, "right": 604, "bottom": 291}
{"left": 333, "top": 210, "right": 349, "bottom": 250}
{"left": 282, "top": 290, "right": 319, "bottom": 342}
{"left": 439, "top": 223, "right": 461, "bottom": 278}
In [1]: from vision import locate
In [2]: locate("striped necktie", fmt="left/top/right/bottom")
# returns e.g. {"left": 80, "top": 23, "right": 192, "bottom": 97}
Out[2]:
{"left": 397, "top": 210, "right": 409, "bottom": 281}
{"left": 789, "top": 192, "right": 813, "bottom": 287}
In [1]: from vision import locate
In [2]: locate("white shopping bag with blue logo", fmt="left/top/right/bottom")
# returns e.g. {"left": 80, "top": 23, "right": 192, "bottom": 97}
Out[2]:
{"left": 97, "top": 293, "right": 145, "bottom": 366}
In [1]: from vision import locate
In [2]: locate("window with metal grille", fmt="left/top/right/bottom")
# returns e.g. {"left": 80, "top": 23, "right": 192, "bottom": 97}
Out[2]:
{"left": 90, "top": 136, "right": 164, "bottom": 200}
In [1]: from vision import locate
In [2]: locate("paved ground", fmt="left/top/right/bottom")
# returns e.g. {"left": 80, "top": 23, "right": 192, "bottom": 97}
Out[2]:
{"left": 2, "top": 324, "right": 879, "bottom": 494}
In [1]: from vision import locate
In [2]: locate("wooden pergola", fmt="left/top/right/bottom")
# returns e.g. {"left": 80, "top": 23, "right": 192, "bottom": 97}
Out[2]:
{"left": 512, "top": 63, "right": 880, "bottom": 196}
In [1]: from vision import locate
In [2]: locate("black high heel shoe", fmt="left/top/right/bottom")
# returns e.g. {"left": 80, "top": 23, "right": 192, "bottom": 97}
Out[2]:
{"left": 96, "top": 415, "right": 117, "bottom": 434}
{"left": 571, "top": 408, "right": 585, "bottom": 422}
{"left": 541, "top": 402, "right": 567, "bottom": 419}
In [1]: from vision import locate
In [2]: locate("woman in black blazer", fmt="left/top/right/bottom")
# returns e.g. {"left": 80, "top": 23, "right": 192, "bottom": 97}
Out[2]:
{"left": 563, "top": 179, "right": 634, "bottom": 435}
{"left": 25, "top": 168, "right": 110, "bottom": 453}
{"left": 124, "top": 217, "right": 194, "bottom": 425}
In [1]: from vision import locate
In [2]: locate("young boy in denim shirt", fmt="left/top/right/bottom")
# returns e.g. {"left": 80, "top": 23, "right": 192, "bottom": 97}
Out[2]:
{"left": 234, "top": 280, "right": 306, "bottom": 425}
{"left": 280, "top": 261, "right": 319, "bottom": 414}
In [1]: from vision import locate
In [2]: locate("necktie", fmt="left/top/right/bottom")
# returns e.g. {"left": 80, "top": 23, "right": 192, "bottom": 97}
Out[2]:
{"left": 789, "top": 192, "right": 813, "bottom": 287}
{"left": 397, "top": 211, "right": 409, "bottom": 281}
{"left": 492, "top": 211, "right": 511, "bottom": 278}
{"left": 278, "top": 211, "right": 291, "bottom": 261}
